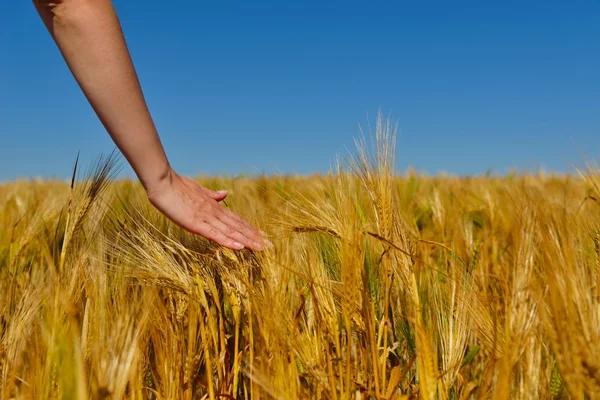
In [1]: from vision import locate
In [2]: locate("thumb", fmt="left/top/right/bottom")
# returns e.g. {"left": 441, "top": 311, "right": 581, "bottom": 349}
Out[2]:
{"left": 207, "top": 189, "right": 229, "bottom": 202}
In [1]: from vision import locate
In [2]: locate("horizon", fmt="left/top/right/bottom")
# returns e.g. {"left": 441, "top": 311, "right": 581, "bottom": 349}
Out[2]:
{"left": 1, "top": 152, "right": 593, "bottom": 185}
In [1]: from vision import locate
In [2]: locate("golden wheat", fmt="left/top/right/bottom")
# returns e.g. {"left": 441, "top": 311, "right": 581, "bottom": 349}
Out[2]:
{"left": 0, "top": 116, "right": 598, "bottom": 399}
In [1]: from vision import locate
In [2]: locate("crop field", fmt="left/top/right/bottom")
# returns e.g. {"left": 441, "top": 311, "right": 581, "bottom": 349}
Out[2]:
{"left": 1, "top": 121, "right": 599, "bottom": 399}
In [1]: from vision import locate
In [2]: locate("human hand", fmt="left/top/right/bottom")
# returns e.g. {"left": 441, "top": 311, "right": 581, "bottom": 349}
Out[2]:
{"left": 146, "top": 169, "right": 271, "bottom": 251}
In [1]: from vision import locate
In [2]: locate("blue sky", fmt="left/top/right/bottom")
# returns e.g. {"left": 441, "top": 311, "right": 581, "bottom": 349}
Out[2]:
{"left": 1, "top": 1, "right": 599, "bottom": 180}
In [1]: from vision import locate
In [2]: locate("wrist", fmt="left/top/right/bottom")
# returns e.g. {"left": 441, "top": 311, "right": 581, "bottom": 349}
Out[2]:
{"left": 143, "top": 164, "right": 175, "bottom": 198}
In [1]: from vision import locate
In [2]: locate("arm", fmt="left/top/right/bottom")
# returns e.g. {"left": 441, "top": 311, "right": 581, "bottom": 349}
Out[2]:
{"left": 34, "top": 0, "right": 268, "bottom": 251}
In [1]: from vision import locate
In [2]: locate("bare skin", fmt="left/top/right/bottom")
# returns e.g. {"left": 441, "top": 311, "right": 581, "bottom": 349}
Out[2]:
{"left": 33, "top": 0, "right": 270, "bottom": 251}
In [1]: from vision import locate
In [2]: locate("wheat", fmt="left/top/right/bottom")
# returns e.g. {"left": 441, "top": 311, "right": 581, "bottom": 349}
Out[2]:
{"left": 0, "top": 114, "right": 597, "bottom": 398}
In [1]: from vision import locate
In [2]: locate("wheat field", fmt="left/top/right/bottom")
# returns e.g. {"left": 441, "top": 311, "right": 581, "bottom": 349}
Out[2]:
{"left": 1, "top": 118, "right": 599, "bottom": 399}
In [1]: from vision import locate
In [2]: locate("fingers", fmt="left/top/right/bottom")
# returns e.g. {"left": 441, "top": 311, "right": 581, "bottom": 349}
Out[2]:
{"left": 219, "top": 208, "right": 272, "bottom": 246}
{"left": 150, "top": 174, "right": 268, "bottom": 251}
{"left": 216, "top": 211, "right": 266, "bottom": 249}
{"left": 220, "top": 208, "right": 259, "bottom": 237}
{"left": 194, "top": 222, "right": 246, "bottom": 251}
{"left": 196, "top": 216, "right": 264, "bottom": 251}
{"left": 210, "top": 218, "right": 264, "bottom": 251}
{"left": 204, "top": 188, "right": 228, "bottom": 202}
{"left": 192, "top": 205, "right": 269, "bottom": 251}
{"left": 188, "top": 185, "right": 270, "bottom": 251}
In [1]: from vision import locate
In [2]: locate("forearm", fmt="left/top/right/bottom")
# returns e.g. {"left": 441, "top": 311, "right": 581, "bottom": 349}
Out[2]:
{"left": 34, "top": 0, "right": 171, "bottom": 191}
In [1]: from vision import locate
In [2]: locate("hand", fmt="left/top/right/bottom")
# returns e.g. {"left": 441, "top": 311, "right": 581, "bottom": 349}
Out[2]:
{"left": 146, "top": 169, "right": 271, "bottom": 251}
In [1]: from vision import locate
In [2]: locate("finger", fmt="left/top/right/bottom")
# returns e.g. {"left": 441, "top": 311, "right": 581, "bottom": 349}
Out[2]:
{"left": 217, "top": 212, "right": 263, "bottom": 247}
{"left": 220, "top": 207, "right": 261, "bottom": 237}
{"left": 195, "top": 221, "right": 245, "bottom": 251}
{"left": 209, "top": 217, "right": 263, "bottom": 251}
{"left": 203, "top": 188, "right": 228, "bottom": 202}
{"left": 219, "top": 211, "right": 274, "bottom": 249}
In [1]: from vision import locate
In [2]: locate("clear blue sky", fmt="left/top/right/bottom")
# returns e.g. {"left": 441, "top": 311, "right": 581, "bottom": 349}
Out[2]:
{"left": 1, "top": 1, "right": 599, "bottom": 180}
